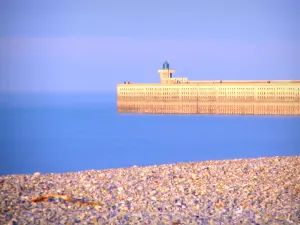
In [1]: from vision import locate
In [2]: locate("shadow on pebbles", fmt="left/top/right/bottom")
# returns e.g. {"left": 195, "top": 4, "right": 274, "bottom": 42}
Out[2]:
{"left": 0, "top": 156, "right": 299, "bottom": 224}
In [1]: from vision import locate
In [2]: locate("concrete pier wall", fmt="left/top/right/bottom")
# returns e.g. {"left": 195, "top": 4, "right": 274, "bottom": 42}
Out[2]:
{"left": 118, "top": 101, "right": 300, "bottom": 115}
{"left": 117, "top": 83, "right": 300, "bottom": 115}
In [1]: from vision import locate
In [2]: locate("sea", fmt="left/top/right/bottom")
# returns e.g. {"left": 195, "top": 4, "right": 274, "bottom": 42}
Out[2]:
{"left": 0, "top": 93, "right": 299, "bottom": 175}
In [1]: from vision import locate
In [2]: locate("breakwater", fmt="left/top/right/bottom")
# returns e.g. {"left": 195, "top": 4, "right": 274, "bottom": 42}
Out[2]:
{"left": 117, "top": 61, "right": 300, "bottom": 115}
{"left": 118, "top": 100, "right": 300, "bottom": 115}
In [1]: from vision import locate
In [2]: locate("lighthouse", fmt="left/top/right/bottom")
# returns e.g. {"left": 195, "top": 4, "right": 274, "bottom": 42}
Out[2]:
{"left": 158, "top": 61, "right": 175, "bottom": 84}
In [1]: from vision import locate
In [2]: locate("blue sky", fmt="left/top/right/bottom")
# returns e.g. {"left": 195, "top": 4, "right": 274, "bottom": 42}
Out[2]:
{"left": 0, "top": 0, "right": 299, "bottom": 93}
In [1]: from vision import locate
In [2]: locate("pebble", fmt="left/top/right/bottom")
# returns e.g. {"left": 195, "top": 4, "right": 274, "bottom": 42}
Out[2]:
{"left": 0, "top": 156, "right": 299, "bottom": 224}
{"left": 33, "top": 172, "right": 40, "bottom": 177}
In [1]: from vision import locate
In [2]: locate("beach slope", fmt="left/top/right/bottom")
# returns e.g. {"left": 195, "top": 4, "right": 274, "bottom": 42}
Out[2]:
{"left": 1, "top": 156, "right": 299, "bottom": 224}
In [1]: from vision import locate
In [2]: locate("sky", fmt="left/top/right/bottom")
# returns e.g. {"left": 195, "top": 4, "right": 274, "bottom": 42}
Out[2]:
{"left": 0, "top": 0, "right": 299, "bottom": 93}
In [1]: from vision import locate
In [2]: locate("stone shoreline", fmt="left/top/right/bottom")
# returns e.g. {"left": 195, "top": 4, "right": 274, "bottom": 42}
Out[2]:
{"left": 1, "top": 156, "right": 299, "bottom": 224}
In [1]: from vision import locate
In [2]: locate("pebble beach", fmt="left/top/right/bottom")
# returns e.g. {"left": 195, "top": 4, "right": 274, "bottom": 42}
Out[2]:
{"left": 1, "top": 156, "right": 299, "bottom": 224}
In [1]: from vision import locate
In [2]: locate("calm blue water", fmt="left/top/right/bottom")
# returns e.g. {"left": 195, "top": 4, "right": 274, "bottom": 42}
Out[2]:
{"left": 0, "top": 94, "right": 299, "bottom": 175}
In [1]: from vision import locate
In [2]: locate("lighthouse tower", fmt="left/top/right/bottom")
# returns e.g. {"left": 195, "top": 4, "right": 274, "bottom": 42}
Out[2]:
{"left": 158, "top": 61, "right": 175, "bottom": 84}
